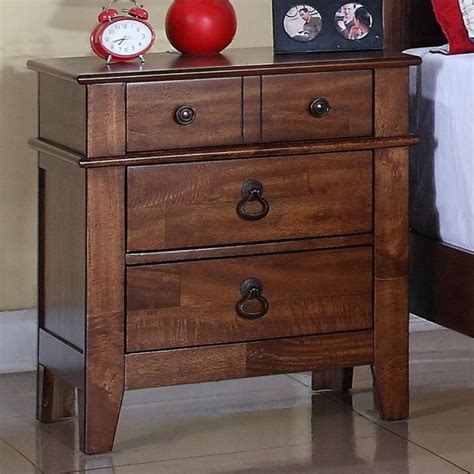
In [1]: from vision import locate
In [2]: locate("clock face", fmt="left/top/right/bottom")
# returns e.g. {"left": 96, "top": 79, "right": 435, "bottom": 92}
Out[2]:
{"left": 100, "top": 19, "right": 154, "bottom": 57}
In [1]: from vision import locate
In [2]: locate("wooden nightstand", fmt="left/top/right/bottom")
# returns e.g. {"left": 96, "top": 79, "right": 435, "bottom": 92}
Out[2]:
{"left": 28, "top": 48, "right": 420, "bottom": 454}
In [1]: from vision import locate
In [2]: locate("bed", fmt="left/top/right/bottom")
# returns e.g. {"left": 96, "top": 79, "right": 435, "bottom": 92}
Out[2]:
{"left": 407, "top": 46, "right": 473, "bottom": 337}
{"left": 393, "top": 2, "right": 474, "bottom": 337}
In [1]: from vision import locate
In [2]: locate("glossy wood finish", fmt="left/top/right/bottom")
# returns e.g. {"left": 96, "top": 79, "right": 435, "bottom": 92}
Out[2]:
{"left": 127, "top": 247, "right": 373, "bottom": 351}
{"left": 125, "top": 330, "right": 374, "bottom": 390}
{"left": 127, "top": 152, "right": 373, "bottom": 251}
{"left": 30, "top": 134, "right": 419, "bottom": 169}
{"left": 410, "top": 233, "right": 474, "bottom": 337}
{"left": 262, "top": 72, "right": 373, "bottom": 143}
{"left": 32, "top": 44, "right": 420, "bottom": 453}
{"left": 39, "top": 154, "right": 85, "bottom": 350}
{"left": 126, "top": 234, "right": 374, "bottom": 265}
{"left": 373, "top": 147, "right": 409, "bottom": 420}
{"left": 80, "top": 167, "right": 125, "bottom": 455}
{"left": 27, "top": 49, "right": 420, "bottom": 85}
{"left": 127, "top": 78, "right": 242, "bottom": 152}
{"left": 87, "top": 84, "right": 126, "bottom": 158}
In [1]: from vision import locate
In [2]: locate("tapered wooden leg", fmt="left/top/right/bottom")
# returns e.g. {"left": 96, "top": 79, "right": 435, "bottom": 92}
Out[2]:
{"left": 311, "top": 368, "right": 354, "bottom": 392}
{"left": 79, "top": 167, "right": 126, "bottom": 454}
{"left": 37, "top": 365, "right": 75, "bottom": 422}
{"left": 373, "top": 148, "right": 410, "bottom": 421}
{"left": 78, "top": 386, "right": 124, "bottom": 455}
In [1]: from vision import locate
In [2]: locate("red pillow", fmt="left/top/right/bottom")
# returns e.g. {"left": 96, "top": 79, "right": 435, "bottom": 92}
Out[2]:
{"left": 431, "top": 0, "right": 474, "bottom": 54}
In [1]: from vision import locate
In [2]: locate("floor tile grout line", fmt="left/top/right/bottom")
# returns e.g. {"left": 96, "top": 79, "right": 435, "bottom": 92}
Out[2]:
{"left": 0, "top": 435, "right": 45, "bottom": 473}
{"left": 286, "top": 374, "right": 470, "bottom": 473}
{"left": 318, "top": 392, "right": 471, "bottom": 473}
{"left": 59, "top": 442, "right": 314, "bottom": 474}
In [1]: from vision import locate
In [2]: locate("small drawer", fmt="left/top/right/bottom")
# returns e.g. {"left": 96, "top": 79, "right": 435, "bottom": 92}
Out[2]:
{"left": 127, "top": 151, "right": 373, "bottom": 251}
{"left": 126, "top": 247, "right": 373, "bottom": 352}
{"left": 262, "top": 71, "right": 373, "bottom": 143}
{"left": 127, "top": 78, "right": 242, "bottom": 152}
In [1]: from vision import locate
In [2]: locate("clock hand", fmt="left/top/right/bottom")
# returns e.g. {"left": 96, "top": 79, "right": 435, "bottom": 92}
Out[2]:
{"left": 113, "top": 37, "right": 127, "bottom": 43}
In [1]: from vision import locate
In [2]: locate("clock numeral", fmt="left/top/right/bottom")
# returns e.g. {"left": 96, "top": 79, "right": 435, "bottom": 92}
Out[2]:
{"left": 105, "top": 37, "right": 109, "bottom": 42}
{"left": 142, "top": 34, "right": 146, "bottom": 39}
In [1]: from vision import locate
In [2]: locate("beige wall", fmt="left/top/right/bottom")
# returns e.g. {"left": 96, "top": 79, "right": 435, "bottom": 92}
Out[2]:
{"left": 0, "top": 0, "right": 272, "bottom": 311}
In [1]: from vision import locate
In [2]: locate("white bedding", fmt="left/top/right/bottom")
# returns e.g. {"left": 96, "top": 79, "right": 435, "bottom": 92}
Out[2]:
{"left": 405, "top": 47, "right": 474, "bottom": 252}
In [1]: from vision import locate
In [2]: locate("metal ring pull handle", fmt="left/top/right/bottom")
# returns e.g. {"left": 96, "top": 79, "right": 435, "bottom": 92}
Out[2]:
{"left": 175, "top": 105, "right": 196, "bottom": 126}
{"left": 309, "top": 97, "right": 331, "bottom": 118}
{"left": 235, "top": 278, "right": 269, "bottom": 320}
{"left": 236, "top": 179, "right": 270, "bottom": 221}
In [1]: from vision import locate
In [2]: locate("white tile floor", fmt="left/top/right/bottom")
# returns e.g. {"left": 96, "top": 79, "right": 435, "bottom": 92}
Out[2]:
{"left": 0, "top": 318, "right": 472, "bottom": 473}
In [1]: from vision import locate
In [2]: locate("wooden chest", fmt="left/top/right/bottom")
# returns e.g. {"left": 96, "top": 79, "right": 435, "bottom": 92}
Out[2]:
{"left": 28, "top": 48, "right": 420, "bottom": 454}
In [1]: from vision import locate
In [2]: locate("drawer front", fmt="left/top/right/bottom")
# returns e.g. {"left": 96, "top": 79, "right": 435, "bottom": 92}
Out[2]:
{"left": 126, "top": 247, "right": 373, "bottom": 352}
{"left": 262, "top": 71, "right": 373, "bottom": 143}
{"left": 127, "top": 78, "right": 242, "bottom": 152}
{"left": 127, "top": 151, "right": 373, "bottom": 251}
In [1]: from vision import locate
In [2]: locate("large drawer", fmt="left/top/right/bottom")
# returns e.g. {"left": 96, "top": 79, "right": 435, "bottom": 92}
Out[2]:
{"left": 126, "top": 246, "right": 373, "bottom": 352}
{"left": 127, "top": 78, "right": 242, "bottom": 152}
{"left": 262, "top": 71, "right": 373, "bottom": 143}
{"left": 127, "top": 151, "right": 373, "bottom": 251}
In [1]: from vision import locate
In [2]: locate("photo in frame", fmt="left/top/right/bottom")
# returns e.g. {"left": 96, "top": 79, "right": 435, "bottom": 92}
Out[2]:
{"left": 272, "top": 1, "right": 383, "bottom": 53}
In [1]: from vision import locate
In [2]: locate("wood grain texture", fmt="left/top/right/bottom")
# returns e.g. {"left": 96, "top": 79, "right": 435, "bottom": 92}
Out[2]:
{"left": 127, "top": 152, "right": 373, "bottom": 251}
{"left": 125, "top": 330, "right": 374, "bottom": 390}
{"left": 126, "top": 247, "right": 373, "bottom": 352}
{"left": 383, "top": 1, "right": 409, "bottom": 50}
{"left": 410, "top": 233, "right": 474, "bottom": 337}
{"left": 262, "top": 72, "right": 373, "bottom": 143}
{"left": 37, "top": 365, "right": 75, "bottom": 423}
{"left": 243, "top": 76, "right": 262, "bottom": 144}
{"left": 311, "top": 368, "right": 354, "bottom": 392}
{"left": 87, "top": 83, "right": 126, "bottom": 158}
{"left": 80, "top": 167, "right": 125, "bottom": 455}
{"left": 373, "top": 147, "right": 409, "bottom": 420}
{"left": 39, "top": 154, "right": 86, "bottom": 350}
{"left": 126, "top": 234, "right": 374, "bottom": 265}
{"left": 39, "top": 74, "right": 86, "bottom": 154}
{"left": 127, "top": 78, "right": 243, "bottom": 152}
{"left": 375, "top": 68, "right": 409, "bottom": 137}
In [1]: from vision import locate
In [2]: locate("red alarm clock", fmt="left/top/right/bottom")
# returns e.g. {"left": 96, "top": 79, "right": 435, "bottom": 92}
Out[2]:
{"left": 91, "top": 1, "right": 155, "bottom": 64}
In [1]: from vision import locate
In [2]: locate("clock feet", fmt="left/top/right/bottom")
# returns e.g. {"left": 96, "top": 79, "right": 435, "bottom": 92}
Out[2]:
{"left": 139, "top": 55, "right": 145, "bottom": 64}
{"left": 106, "top": 55, "right": 113, "bottom": 65}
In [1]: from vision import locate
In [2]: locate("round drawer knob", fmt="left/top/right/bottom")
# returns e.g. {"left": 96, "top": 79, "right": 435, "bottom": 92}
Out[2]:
{"left": 309, "top": 98, "right": 331, "bottom": 118}
{"left": 235, "top": 278, "right": 269, "bottom": 320}
{"left": 175, "top": 105, "right": 196, "bottom": 125}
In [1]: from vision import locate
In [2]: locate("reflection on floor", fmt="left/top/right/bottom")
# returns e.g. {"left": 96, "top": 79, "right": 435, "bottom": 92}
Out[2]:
{"left": 0, "top": 317, "right": 472, "bottom": 473}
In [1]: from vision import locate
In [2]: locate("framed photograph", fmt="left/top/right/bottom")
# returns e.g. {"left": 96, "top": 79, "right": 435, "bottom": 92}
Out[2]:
{"left": 272, "top": 1, "right": 383, "bottom": 53}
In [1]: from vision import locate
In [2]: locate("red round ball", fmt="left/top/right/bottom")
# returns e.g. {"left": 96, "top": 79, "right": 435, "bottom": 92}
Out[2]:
{"left": 166, "top": 0, "right": 237, "bottom": 55}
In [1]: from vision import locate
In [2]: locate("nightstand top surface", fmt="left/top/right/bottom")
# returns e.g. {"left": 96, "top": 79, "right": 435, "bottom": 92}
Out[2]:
{"left": 27, "top": 47, "right": 421, "bottom": 84}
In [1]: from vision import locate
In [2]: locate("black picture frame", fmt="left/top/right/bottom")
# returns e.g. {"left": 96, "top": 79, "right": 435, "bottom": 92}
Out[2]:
{"left": 272, "top": 1, "right": 383, "bottom": 54}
